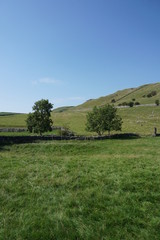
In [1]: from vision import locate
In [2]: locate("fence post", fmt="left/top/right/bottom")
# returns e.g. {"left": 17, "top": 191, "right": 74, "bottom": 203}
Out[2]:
{"left": 154, "top": 127, "right": 157, "bottom": 137}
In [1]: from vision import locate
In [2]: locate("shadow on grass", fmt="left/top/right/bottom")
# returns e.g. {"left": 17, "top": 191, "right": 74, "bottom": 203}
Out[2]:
{"left": 109, "top": 133, "right": 141, "bottom": 140}
{"left": 0, "top": 141, "right": 13, "bottom": 151}
{"left": 89, "top": 133, "right": 141, "bottom": 140}
{"left": 0, "top": 136, "right": 39, "bottom": 150}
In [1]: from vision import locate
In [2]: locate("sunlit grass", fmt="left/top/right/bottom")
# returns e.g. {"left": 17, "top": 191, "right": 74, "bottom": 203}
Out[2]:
{"left": 1, "top": 138, "right": 160, "bottom": 239}
{"left": 1, "top": 106, "right": 160, "bottom": 135}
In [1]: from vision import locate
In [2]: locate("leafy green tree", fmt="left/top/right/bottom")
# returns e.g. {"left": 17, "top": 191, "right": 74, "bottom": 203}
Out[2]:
{"left": 26, "top": 99, "right": 53, "bottom": 135}
{"left": 86, "top": 104, "right": 122, "bottom": 136}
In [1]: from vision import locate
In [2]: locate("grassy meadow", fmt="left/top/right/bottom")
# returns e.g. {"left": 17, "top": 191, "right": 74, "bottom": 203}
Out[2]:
{"left": 1, "top": 106, "right": 160, "bottom": 136}
{"left": 0, "top": 114, "right": 27, "bottom": 128}
{"left": 1, "top": 137, "right": 160, "bottom": 239}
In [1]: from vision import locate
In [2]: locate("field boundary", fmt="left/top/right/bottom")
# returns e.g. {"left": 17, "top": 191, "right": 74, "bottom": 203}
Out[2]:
{"left": 0, "top": 133, "right": 141, "bottom": 144}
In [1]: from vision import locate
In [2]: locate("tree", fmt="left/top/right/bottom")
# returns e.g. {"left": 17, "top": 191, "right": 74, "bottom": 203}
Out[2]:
{"left": 26, "top": 99, "right": 53, "bottom": 135}
{"left": 155, "top": 99, "right": 159, "bottom": 106}
{"left": 86, "top": 104, "right": 122, "bottom": 136}
{"left": 128, "top": 101, "right": 134, "bottom": 107}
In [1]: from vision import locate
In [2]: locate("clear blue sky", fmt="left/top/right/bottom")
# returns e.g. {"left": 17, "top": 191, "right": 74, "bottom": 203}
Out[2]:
{"left": 0, "top": 0, "right": 160, "bottom": 113}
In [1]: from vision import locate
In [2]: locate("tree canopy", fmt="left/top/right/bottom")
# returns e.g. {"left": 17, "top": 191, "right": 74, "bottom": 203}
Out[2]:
{"left": 86, "top": 104, "right": 122, "bottom": 136}
{"left": 26, "top": 99, "right": 53, "bottom": 135}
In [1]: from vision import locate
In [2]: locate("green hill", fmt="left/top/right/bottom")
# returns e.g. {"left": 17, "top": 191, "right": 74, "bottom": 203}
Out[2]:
{"left": 53, "top": 106, "right": 74, "bottom": 113}
{"left": 0, "top": 112, "right": 21, "bottom": 116}
{"left": 1, "top": 82, "right": 160, "bottom": 135}
{"left": 75, "top": 82, "right": 160, "bottom": 110}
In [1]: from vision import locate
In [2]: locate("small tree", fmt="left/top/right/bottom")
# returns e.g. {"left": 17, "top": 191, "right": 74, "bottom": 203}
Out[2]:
{"left": 155, "top": 100, "right": 159, "bottom": 106}
{"left": 86, "top": 104, "right": 122, "bottom": 136}
{"left": 128, "top": 101, "right": 134, "bottom": 107}
{"left": 26, "top": 99, "right": 53, "bottom": 135}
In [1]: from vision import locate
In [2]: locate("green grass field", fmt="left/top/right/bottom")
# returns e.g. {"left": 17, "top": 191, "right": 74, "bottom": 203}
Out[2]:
{"left": 0, "top": 114, "right": 27, "bottom": 128}
{"left": 1, "top": 83, "right": 160, "bottom": 136}
{"left": 1, "top": 106, "right": 160, "bottom": 136}
{"left": 1, "top": 137, "right": 160, "bottom": 239}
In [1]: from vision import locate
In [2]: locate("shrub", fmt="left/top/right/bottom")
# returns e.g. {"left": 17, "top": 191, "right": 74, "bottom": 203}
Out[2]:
{"left": 155, "top": 100, "right": 159, "bottom": 106}
{"left": 147, "top": 93, "right": 152, "bottom": 98}
{"left": 135, "top": 102, "right": 140, "bottom": 105}
{"left": 147, "top": 91, "right": 157, "bottom": 98}
{"left": 122, "top": 102, "right": 128, "bottom": 106}
{"left": 151, "top": 91, "right": 157, "bottom": 96}
{"left": 128, "top": 102, "right": 134, "bottom": 107}
{"left": 58, "top": 124, "right": 75, "bottom": 137}
{"left": 111, "top": 99, "right": 116, "bottom": 103}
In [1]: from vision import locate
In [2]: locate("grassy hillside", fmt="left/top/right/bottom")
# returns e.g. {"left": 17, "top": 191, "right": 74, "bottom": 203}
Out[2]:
{"left": 0, "top": 112, "right": 20, "bottom": 116}
{"left": 1, "top": 138, "right": 160, "bottom": 239}
{"left": 52, "top": 106, "right": 160, "bottom": 136}
{"left": 76, "top": 82, "right": 160, "bottom": 110}
{"left": 1, "top": 83, "right": 160, "bottom": 135}
{"left": 53, "top": 106, "right": 74, "bottom": 113}
{"left": 0, "top": 114, "right": 27, "bottom": 128}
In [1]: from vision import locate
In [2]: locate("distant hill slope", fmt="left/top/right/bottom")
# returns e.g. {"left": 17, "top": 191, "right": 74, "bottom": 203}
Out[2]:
{"left": 75, "top": 82, "right": 160, "bottom": 110}
{"left": 0, "top": 112, "right": 21, "bottom": 116}
{"left": 53, "top": 106, "right": 74, "bottom": 113}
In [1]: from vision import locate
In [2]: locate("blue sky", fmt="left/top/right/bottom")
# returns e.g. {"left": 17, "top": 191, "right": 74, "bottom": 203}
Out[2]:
{"left": 0, "top": 0, "right": 160, "bottom": 113}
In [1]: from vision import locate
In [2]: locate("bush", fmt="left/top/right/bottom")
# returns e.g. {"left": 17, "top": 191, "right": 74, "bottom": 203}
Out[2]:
{"left": 147, "top": 91, "right": 157, "bottom": 98}
{"left": 135, "top": 102, "right": 140, "bottom": 105}
{"left": 155, "top": 100, "right": 159, "bottom": 106}
{"left": 147, "top": 93, "right": 152, "bottom": 98}
{"left": 128, "top": 102, "right": 134, "bottom": 107}
{"left": 58, "top": 125, "right": 75, "bottom": 137}
{"left": 122, "top": 102, "right": 128, "bottom": 106}
{"left": 151, "top": 91, "right": 157, "bottom": 96}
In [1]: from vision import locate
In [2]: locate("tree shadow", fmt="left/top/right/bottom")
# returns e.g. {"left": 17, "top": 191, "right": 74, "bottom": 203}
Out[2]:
{"left": 109, "top": 133, "right": 141, "bottom": 140}
{"left": 0, "top": 141, "right": 12, "bottom": 151}
{"left": 92, "top": 133, "right": 141, "bottom": 140}
{"left": 0, "top": 136, "right": 38, "bottom": 150}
